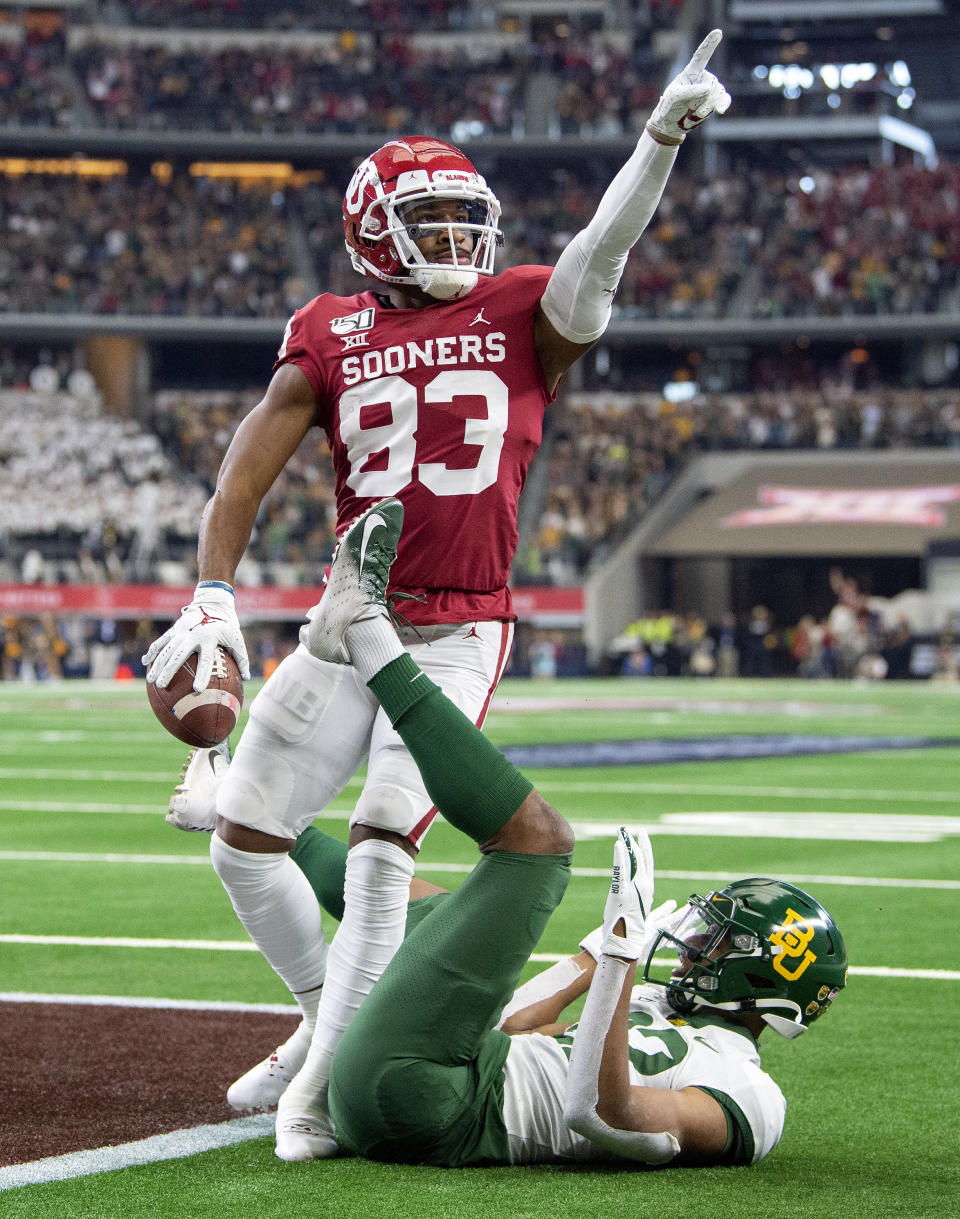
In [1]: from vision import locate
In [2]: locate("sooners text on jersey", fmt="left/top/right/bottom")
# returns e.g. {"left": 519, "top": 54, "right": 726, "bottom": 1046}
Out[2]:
{"left": 275, "top": 265, "right": 554, "bottom": 624}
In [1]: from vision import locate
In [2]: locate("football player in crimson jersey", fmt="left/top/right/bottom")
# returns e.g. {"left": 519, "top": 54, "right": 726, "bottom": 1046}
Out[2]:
{"left": 144, "top": 32, "right": 731, "bottom": 1161}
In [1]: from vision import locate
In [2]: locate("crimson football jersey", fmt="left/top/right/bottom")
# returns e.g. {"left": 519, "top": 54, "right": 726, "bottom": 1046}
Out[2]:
{"left": 275, "top": 265, "right": 554, "bottom": 624}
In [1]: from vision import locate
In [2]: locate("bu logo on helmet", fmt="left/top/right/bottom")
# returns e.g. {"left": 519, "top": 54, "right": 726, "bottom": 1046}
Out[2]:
{"left": 770, "top": 908, "right": 817, "bottom": 981}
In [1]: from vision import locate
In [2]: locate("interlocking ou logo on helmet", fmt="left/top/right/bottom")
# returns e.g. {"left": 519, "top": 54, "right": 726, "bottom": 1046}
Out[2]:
{"left": 344, "top": 157, "right": 381, "bottom": 216}
{"left": 769, "top": 907, "right": 818, "bottom": 981}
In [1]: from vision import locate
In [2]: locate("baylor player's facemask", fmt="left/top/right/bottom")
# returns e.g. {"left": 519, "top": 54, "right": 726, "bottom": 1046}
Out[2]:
{"left": 642, "top": 878, "right": 847, "bottom": 1038}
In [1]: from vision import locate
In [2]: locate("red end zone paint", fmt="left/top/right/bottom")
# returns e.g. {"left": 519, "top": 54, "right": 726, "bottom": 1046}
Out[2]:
{"left": 1, "top": 1001, "right": 298, "bottom": 1168}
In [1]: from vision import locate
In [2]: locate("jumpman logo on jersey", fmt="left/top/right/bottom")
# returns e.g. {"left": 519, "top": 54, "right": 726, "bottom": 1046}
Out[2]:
{"left": 462, "top": 626, "right": 482, "bottom": 640}
{"left": 469, "top": 308, "right": 490, "bottom": 326}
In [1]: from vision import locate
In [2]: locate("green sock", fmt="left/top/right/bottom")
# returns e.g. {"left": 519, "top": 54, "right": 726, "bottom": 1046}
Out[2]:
{"left": 289, "top": 825, "right": 348, "bottom": 921}
{"left": 368, "top": 653, "right": 533, "bottom": 844}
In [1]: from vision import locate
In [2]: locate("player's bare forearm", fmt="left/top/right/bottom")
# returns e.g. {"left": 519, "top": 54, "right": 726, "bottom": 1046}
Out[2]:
{"left": 196, "top": 486, "right": 261, "bottom": 584}
{"left": 197, "top": 363, "right": 319, "bottom": 583}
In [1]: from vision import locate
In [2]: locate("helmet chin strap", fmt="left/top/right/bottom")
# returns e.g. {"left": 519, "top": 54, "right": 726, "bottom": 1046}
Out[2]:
{"left": 413, "top": 266, "right": 478, "bottom": 301}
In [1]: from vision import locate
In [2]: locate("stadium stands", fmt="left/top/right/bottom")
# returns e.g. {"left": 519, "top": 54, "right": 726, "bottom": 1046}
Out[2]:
{"left": 1, "top": 0, "right": 959, "bottom": 677}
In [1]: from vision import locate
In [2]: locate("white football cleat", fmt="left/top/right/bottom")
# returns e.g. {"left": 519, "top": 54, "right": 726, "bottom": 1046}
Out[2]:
{"left": 227, "top": 1020, "right": 312, "bottom": 1112}
{"left": 274, "top": 1118, "right": 339, "bottom": 1162}
{"left": 166, "top": 738, "right": 231, "bottom": 833}
{"left": 302, "top": 497, "right": 404, "bottom": 664}
{"left": 274, "top": 1070, "right": 339, "bottom": 1160}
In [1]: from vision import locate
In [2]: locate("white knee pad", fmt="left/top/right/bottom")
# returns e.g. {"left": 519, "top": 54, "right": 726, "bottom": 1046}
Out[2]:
{"left": 219, "top": 644, "right": 376, "bottom": 839}
{"left": 217, "top": 746, "right": 297, "bottom": 835}
{"left": 351, "top": 778, "right": 424, "bottom": 837}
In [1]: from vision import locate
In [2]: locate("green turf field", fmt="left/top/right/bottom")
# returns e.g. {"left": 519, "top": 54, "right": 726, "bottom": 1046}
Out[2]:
{"left": 2, "top": 676, "right": 959, "bottom": 1217}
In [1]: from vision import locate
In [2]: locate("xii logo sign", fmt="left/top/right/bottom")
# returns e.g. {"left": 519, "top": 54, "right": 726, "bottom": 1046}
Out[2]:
{"left": 722, "top": 485, "right": 960, "bottom": 528}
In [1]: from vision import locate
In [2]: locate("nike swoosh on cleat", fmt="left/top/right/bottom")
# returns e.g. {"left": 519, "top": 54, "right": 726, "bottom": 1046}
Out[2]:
{"left": 358, "top": 512, "right": 387, "bottom": 573}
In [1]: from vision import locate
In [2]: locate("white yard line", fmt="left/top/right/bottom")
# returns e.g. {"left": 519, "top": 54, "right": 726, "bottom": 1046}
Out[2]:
{"left": 0, "top": 851, "right": 213, "bottom": 865}
{"left": 570, "top": 813, "right": 960, "bottom": 843}
{"left": 0, "top": 1115, "right": 274, "bottom": 1192}
{"left": 0, "top": 934, "right": 262, "bottom": 951}
{"left": 1, "top": 771, "right": 955, "bottom": 803}
{"left": 536, "top": 780, "right": 960, "bottom": 804}
{"left": 0, "top": 768, "right": 366, "bottom": 786}
{"left": 5, "top": 805, "right": 960, "bottom": 843}
{"left": 0, "top": 802, "right": 353, "bottom": 818}
{"left": 0, "top": 992, "right": 298, "bottom": 1013}
{"left": 2, "top": 849, "right": 958, "bottom": 891}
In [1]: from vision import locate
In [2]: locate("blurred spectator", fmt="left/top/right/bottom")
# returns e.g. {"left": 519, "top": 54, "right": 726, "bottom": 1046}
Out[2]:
{"left": 711, "top": 611, "right": 740, "bottom": 678}
{"left": 620, "top": 643, "right": 652, "bottom": 676}
{"left": 740, "top": 605, "right": 775, "bottom": 677}
{"left": 0, "top": 614, "right": 68, "bottom": 680}
{"left": 791, "top": 614, "right": 832, "bottom": 679}
{"left": 882, "top": 615, "right": 914, "bottom": 681}
{"left": 930, "top": 637, "right": 959, "bottom": 683}
{"left": 826, "top": 569, "right": 866, "bottom": 678}
{"left": 529, "top": 633, "right": 559, "bottom": 679}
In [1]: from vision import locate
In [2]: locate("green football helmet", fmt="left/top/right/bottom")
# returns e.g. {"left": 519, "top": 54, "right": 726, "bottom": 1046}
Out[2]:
{"left": 642, "top": 878, "right": 847, "bottom": 1038}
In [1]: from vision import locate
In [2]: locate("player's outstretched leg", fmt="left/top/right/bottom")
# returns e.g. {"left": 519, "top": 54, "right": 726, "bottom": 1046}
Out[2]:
{"left": 275, "top": 497, "right": 407, "bottom": 1162}
{"left": 279, "top": 497, "right": 572, "bottom": 1163}
{"left": 228, "top": 828, "right": 351, "bottom": 1113}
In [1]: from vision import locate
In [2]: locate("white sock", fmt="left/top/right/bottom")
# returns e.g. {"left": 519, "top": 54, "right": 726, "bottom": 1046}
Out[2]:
{"left": 275, "top": 1016, "right": 314, "bottom": 1063}
{"left": 291, "top": 982, "right": 324, "bottom": 1034}
{"left": 345, "top": 614, "right": 405, "bottom": 684}
{"left": 277, "top": 838, "right": 415, "bottom": 1127}
{"left": 210, "top": 834, "right": 328, "bottom": 1020}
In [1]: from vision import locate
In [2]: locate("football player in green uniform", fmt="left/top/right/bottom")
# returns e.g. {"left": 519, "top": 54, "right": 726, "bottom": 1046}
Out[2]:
{"left": 237, "top": 495, "right": 846, "bottom": 1166}
{"left": 274, "top": 820, "right": 847, "bottom": 1167}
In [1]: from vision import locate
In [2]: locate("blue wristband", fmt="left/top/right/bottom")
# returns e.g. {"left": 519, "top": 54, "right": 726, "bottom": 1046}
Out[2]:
{"left": 196, "top": 580, "right": 234, "bottom": 596}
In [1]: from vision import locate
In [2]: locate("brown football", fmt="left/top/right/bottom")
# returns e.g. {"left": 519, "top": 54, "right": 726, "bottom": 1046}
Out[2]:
{"left": 147, "top": 648, "right": 243, "bottom": 747}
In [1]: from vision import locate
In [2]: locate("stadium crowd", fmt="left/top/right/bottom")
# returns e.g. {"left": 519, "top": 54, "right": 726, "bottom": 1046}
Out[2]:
{"left": 0, "top": 173, "right": 304, "bottom": 318}
{"left": 3, "top": 373, "right": 959, "bottom": 595}
{"left": 519, "top": 380, "right": 960, "bottom": 585}
{"left": 0, "top": 6, "right": 919, "bottom": 138}
{"left": 71, "top": 40, "right": 526, "bottom": 136}
{"left": 0, "top": 159, "right": 958, "bottom": 320}
{"left": 3, "top": 358, "right": 958, "bottom": 685}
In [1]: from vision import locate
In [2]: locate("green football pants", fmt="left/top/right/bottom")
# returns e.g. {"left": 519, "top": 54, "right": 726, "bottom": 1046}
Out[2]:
{"left": 328, "top": 849, "right": 571, "bottom": 1166}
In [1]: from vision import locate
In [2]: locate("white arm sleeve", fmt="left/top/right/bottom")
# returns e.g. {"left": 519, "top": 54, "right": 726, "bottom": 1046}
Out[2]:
{"left": 563, "top": 955, "right": 681, "bottom": 1164}
{"left": 539, "top": 130, "right": 679, "bottom": 344}
{"left": 497, "top": 956, "right": 586, "bottom": 1028}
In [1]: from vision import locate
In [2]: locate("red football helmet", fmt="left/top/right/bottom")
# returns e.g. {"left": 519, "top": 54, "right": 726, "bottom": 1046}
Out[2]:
{"left": 342, "top": 136, "right": 502, "bottom": 300}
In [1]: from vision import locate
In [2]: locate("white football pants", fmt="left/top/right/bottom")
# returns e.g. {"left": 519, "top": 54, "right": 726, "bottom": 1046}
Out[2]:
{"left": 217, "top": 619, "right": 513, "bottom": 845}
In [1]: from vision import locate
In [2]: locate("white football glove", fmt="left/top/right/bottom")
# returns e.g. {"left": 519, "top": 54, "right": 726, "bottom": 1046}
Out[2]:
{"left": 646, "top": 29, "right": 731, "bottom": 145}
{"left": 143, "top": 582, "right": 250, "bottom": 693}
{"left": 599, "top": 827, "right": 656, "bottom": 960}
{"left": 579, "top": 897, "right": 679, "bottom": 965}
